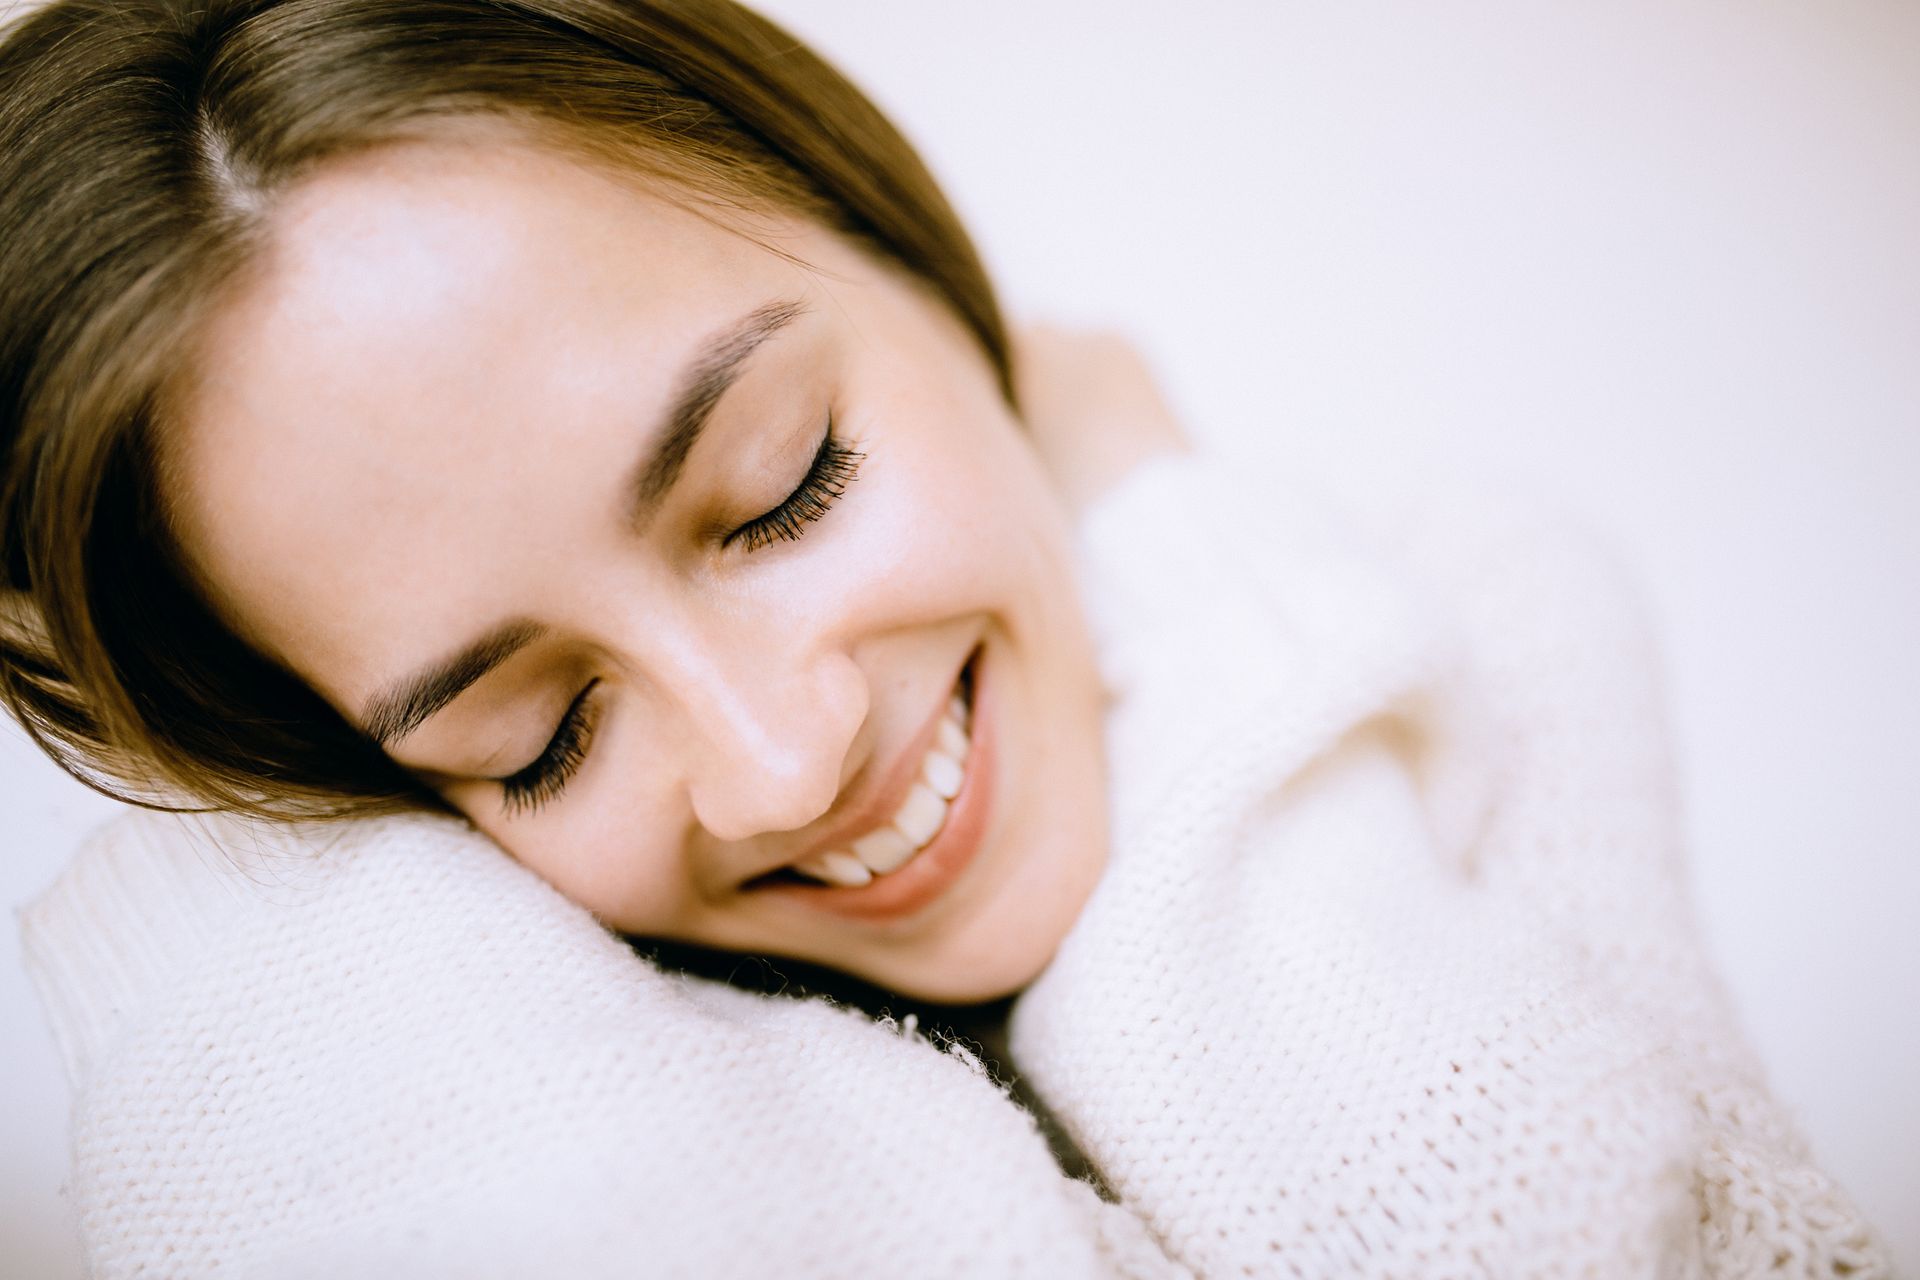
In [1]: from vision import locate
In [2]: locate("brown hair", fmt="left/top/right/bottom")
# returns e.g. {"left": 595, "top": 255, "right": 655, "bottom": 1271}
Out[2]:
{"left": 0, "top": 0, "right": 1010, "bottom": 819}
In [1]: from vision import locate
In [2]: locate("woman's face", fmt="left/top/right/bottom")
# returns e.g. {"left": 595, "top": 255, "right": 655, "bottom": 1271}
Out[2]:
{"left": 164, "top": 135, "right": 1110, "bottom": 1002}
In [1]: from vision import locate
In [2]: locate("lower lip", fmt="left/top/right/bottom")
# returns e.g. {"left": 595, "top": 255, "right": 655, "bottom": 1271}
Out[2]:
{"left": 753, "top": 647, "right": 997, "bottom": 924}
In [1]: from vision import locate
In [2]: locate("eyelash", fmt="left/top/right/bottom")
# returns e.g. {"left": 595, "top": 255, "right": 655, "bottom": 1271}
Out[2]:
{"left": 724, "top": 421, "right": 864, "bottom": 553}
{"left": 499, "top": 680, "right": 599, "bottom": 816}
{"left": 497, "top": 420, "right": 862, "bottom": 815}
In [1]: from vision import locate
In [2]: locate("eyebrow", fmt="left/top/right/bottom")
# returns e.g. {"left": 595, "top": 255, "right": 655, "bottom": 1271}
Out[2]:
{"left": 358, "top": 296, "right": 806, "bottom": 747}
{"left": 361, "top": 619, "right": 546, "bottom": 746}
{"left": 623, "top": 295, "right": 809, "bottom": 532}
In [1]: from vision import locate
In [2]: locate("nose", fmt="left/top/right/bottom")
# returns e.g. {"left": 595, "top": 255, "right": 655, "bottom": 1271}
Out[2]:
{"left": 656, "top": 633, "right": 869, "bottom": 846}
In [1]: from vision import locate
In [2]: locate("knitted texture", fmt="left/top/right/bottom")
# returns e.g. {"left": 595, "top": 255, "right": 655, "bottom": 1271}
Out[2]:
{"left": 21, "top": 453, "right": 1888, "bottom": 1277}
{"left": 1012, "top": 456, "right": 1890, "bottom": 1278}
{"left": 23, "top": 811, "right": 1177, "bottom": 1279}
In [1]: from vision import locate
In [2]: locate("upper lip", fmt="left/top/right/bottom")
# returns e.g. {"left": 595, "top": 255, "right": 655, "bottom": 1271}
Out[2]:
{"left": 749, "top": 662, "right": 963, "bottom": 883}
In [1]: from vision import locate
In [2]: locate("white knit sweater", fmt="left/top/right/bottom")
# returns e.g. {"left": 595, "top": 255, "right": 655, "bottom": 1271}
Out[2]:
{"left": 22, "top": 453, "right": 1888, "bottom": 1278}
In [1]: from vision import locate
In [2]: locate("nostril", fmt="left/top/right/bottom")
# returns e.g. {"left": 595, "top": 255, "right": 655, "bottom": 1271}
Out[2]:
{"left": 689, "top": 742, "right": 847, "bottom": 845}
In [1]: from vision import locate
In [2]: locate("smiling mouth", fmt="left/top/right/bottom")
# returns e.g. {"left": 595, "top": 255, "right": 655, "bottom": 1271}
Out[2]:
{"left": 747, "top": 651, "right": 978, "bottom": 892}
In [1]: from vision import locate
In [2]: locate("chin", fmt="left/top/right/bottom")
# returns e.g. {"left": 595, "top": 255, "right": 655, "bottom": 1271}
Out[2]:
{"left": 871, "top": 834, "right": 1110, "bottom": 1007}
{"left": 879, "top": 951, "right": 1049, "bottom": 1007}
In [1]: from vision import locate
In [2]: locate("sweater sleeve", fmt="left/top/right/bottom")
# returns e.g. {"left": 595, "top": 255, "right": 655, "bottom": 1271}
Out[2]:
{"left": 22, "top": 809, "right": 1187, "bottom": 1280}
{"left": 1009, "top": 451, "right": 1891, "bottom": 1279}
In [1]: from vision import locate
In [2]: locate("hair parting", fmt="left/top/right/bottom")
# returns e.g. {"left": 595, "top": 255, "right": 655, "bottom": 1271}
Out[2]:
{"left": 0, "top": 0, "right": 1010, "bottom": 819}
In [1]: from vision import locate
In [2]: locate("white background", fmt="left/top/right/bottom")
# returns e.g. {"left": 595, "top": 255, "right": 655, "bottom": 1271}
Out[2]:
{"left": 5, "top": 1, "right": 1915, "bottom": 1272}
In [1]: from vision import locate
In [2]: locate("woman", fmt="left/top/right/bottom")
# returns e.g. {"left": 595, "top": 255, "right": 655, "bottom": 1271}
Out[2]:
{"left": 2, "top": 1, "right": 1888, "bottom": 1275}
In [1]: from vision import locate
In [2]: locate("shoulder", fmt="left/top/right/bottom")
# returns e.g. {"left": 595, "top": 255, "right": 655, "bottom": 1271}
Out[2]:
{"left": 1090, "top": 446, "right": 1661, "bottom": 668}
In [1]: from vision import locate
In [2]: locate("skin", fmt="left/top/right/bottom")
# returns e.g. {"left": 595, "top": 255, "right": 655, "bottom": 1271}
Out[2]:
{"left": 161, "top": 133, "right": 1186, "bottom": 1003}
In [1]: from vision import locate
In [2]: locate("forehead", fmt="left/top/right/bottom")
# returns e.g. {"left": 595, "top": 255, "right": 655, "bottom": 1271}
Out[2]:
{"left": 164, "top": 138, "right": 819, "bottom": 711}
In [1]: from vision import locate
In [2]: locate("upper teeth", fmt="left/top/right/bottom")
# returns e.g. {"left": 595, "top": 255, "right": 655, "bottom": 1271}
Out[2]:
{"left": 791, "top": 689, "right": 972, "bottom": 887}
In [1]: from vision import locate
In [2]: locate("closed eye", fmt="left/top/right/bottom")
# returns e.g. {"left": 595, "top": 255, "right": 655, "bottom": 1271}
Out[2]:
{"left": 725, "top": 418, "right": 863, "bottom": 553}
{"left": 498, "top": 680, "right": 600, "bottom": 816}
{"left": 491, "top": 421, "right": 859, "bottom": 816}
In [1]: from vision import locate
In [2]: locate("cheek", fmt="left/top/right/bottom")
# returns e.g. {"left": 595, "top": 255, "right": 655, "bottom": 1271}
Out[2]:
{"left": 460, "top": 772, "right": 694, "bottom": 928}
{"left": 727, "top": 450, "right": 980, "bottom": 638}
{"left": 831, "top": 416, "right": 1066, "bottom": 627}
